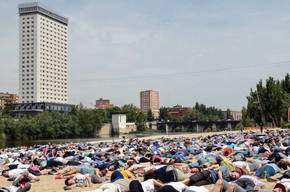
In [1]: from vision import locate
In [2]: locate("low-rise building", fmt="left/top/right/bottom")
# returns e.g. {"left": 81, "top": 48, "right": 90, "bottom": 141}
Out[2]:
{"left": 0, "top": 93, "right": 19, "bottom": 109}
{"left": 222, "top": 110, "right": 243, "bottom": 121}
{"left": 13, "top": 102, "right": 74, "bottom": 117}
{"left": 96, "top": 98, "right": 114, "bottom": 109}
{"left": 167, "top": 105, "right": 192, "bottom": 118}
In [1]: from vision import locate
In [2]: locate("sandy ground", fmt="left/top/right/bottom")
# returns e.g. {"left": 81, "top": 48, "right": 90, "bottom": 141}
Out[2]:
{"left": 0, "top": 174, "right": 280, "bottom": 192}
{"left": 0, "top": 130, "right": 283, "bottom": 192}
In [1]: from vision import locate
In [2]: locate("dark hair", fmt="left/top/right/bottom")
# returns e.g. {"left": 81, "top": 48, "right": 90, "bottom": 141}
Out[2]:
{"left": 153, "top": 158, "right": 161, "bottom": 163}
{"left": 157, "top": 185, "right": 179, "bottom": 192}
{"left": 101, "top": 169, "right": 108, "bottom": 176}
{"left": 129, "top": 180, "right": 144, "bottom": 192}
{"left": 224, "top": 150, "right": 230, "bottom": 156}
{"left": 278, "top": 161, "right": 288, "bottom": 170}
{"left": 144, "top": 169, "right": 156, "bottom": 181}
{"left": 64, "top": 178, "right": 70, "bottom": 186}
{"left": 192, "top": 166, "right": 201, "bottom": 172}
{"left": 1, "top": 170, "right": 8, "bottom": 176}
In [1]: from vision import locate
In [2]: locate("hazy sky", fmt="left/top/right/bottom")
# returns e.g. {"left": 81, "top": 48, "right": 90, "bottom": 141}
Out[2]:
{"left": 0, "top": 0, "right": 289, "bottom": 110}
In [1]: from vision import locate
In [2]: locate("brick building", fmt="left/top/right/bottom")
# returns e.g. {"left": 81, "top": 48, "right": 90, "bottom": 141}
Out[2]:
{"left": 0, "top": 93, "right": 19, "bottom": 109}
{"left": 167, "top": 105, "right": 192, "bottom": 118}
{"left": 96, "top": 98, "right": 114, "bottom": 109}
{"left": 140, "top": 90, "right": 159, "bottom": 118}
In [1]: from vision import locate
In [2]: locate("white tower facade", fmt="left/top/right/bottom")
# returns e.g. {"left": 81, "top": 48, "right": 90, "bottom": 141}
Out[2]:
{"left": 18, "top": 2, "right": 68, "bottom": 104}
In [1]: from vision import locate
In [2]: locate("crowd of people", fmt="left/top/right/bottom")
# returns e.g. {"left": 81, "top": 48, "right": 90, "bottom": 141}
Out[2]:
{"left": 0, "top": 129, "right": 289, "bottom": 192}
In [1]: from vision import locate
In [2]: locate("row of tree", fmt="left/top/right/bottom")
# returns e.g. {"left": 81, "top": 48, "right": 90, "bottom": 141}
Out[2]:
{"left": 0, "top": 104, "right": 150, "bottom": 140}
{"left": 245, "top": 73, "right": 290, "bottom": 127}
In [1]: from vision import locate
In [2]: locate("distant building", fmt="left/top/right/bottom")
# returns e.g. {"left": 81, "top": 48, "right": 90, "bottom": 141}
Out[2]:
{"left": 222, "top": 110, "right": 242, "bottom": 121}
{"left": 96, "top": 98, "right": 114, "bottom": 109}
{"left": 14, "top": 3, "right": 73, "bottom": 116}
{"left": 167, "top": 105, "right": 192, "bottom": 119}
{"left": 13, "top": 102, "right": 74, "bottom": 117}
{"left": 0, "top": 93, "right": 19, "bottom": 109}
{"left": 18, "top": 2, "right": 68, "bottom": 104}
{"left": 140, "top": 90, "right": 159, "bottom": 118}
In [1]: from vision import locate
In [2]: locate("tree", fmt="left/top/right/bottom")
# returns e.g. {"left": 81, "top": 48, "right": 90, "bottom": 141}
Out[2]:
{"left": 136, "top": 112, "right": 147, "bottom": 132}
{"left": 2, "top": 105, "right": 13, "bottom": 118}
{"left": 281, "top": 73, "right": 290, "bottom": 93}
{"left": 104, "top": 106, "right": 121, "bottom": 123}
{"left": 193, "top": 102, "right": 223, "bottom": 121}
{"left": 159, "top": 107, "right": 172, "bottom": 122}
{"left": 281, "top": 73, "right": 290, "bottom": 121}
{"left": 247, "top": 74, "right": 289, "bottom": 127}
{"left": 241, "top": 107, "right": 253, "bottom": 127}
{"left": 183, "top": 109, "right": 203, "bottom": 121}
{"left": 147, "top": 110, "right": 154, "bottom": 122}
{"left": 121, "top": 104, "right": 138, "bottom": 122}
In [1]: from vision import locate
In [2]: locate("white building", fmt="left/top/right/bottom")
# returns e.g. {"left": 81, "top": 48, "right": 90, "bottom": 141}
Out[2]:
{"left": 112, "top": 114, "right": 127, "bottom": 129}
{"left": 18, "top": 2, "right": 68, "bottom": 104}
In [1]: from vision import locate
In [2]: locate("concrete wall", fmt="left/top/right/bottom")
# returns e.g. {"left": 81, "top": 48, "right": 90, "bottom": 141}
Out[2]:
{"left": 146, "top": 121, "right": 157, "bottom": 130}
{"left": 97, "top": 122, "right": 137, "bottom": 138}
{"left": 97, "top": 123, "right": 111, "bottom": 138}
{"left": 120, "top": 123, "right": 136, "bottom": 134}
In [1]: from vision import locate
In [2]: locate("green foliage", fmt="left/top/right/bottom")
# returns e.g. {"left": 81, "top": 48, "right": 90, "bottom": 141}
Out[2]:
{"left": 0, "top": 103, "right": 145, "bottom": 140}
{"left": 183, "top": 109, "right": 203, "bottom": 121}
{"left": 159, "top": 107, "right": 173, "bottom": 122}
{"left": 1, "top": 107, "right": 105, "bottom": 140}
{"left": 281, "top": 121, "right": 290, "bottom": 128}
{"left": 136, "top": 112, "right": 147, "bottom": 132}
{"left": 102, "top": 106, "right": 122, "bottom": 123}
{"left": 192, "top": 102, "right": 224, "bottom": 121}
{"left": 241, "top": 107, "right": 254, "bottom": 127}
{"left": 247, "top": 73, "right": 290, "bottom": 127}
{"left": 121, "top": 104, "right": 138, "bottom": 122}
{"left": 147, "top": 110, "right": 154, "bottom": 122}
{"left": 1, "top": 105, "right": 14, "bottom": 118}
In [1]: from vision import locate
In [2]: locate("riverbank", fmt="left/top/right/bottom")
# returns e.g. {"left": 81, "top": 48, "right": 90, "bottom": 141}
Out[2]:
{"left": 89, "top": 130, "right": 241, "bottom": 144}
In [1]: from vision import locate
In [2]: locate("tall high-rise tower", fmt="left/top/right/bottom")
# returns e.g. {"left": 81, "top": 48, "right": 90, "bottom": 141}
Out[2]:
{"left": 140, "top": 90, "right": 159, "bottom": 118}
{"left": 18, "top": 2, "right": 68, "bottom": 104}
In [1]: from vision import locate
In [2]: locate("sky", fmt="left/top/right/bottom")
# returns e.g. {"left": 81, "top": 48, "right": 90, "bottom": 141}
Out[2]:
{"left": 0, "top": 0, "right": 289, "bottom": 110}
